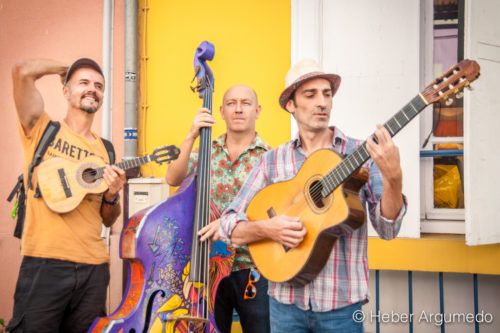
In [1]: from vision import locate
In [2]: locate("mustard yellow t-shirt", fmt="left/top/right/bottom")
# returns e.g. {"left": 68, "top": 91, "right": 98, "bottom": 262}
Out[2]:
{"left": 19, "top": 112, "right": 110, "bottom": 264}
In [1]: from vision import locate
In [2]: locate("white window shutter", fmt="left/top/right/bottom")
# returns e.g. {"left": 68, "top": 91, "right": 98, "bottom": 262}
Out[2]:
{"left": 464, "top": 0, "right": 500, "bottom": 245}
{"left": 291, "top": 0, "right": 421, "bottom": 238}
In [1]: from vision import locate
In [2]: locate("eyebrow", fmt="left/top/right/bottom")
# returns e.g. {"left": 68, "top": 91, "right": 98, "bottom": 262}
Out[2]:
{"left": 225, "top": 98, "right": 252, "bottom": 102}
{"left": 300, "top": 88, "right": 332, "bottom": 94}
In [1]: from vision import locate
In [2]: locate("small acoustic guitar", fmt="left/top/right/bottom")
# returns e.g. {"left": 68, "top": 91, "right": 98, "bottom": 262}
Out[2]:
{"left": 247, "top": 59, "right": 480, "bottom": 286}
{"left": 37, "top": 145, "right": 180, "bottom": 213}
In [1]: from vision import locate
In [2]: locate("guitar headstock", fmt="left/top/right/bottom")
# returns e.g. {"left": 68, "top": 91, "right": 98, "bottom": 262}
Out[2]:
{"left": 190, "top": 41, "right": 215, "bottom": 98}
{"left": 151, "top": 145, "right": 180, "bottom": 165}
{"left": 422, "top": 59, "right": 480, "bottom": 105}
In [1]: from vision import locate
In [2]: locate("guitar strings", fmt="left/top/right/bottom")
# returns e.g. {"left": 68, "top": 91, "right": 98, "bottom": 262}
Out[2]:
{"left": 308, "top": 95, "right": 426, "bottom": 204}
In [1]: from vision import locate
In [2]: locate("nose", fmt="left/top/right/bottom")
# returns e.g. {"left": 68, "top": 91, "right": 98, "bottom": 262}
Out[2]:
{"left": 316, "top": 95, "right": 327, "bottom": 108}
{"left": 235, "top": 101, "right": 243, "bottom": 112}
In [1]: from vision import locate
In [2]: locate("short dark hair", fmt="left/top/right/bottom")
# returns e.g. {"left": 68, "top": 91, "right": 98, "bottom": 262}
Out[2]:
{"left": 64, "top": 58, "right": 104, "bottom": 86}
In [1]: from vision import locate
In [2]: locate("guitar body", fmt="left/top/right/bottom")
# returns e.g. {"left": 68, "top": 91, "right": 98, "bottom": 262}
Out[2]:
{"left": 247, "top": 149, "right": 368, "bottom": 285}
{"left": 37, "top": 155, "right": 108, "bottom": 213}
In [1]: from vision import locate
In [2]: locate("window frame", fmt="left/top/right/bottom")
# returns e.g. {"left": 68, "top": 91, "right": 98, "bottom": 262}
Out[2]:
{"left": 419, "top": 0, "right": 466, "bottom": 233}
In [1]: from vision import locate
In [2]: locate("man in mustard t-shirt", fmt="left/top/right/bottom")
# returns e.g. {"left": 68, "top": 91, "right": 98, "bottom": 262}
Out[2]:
{"left": 7, "top": 58, "right": 126, "bottom": 333}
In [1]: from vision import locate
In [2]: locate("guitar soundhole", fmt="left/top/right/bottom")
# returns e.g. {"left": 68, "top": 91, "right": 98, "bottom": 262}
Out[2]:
{"left": 82, "top": 168, "right": 97, "bottom": 184}
{"left": 309, "top": 180, "right": 325, "bottom": 208}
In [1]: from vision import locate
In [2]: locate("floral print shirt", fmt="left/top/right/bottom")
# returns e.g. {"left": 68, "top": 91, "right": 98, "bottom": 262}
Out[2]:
{"left": 188, "top": 133, "right": 271, "bottom": 270}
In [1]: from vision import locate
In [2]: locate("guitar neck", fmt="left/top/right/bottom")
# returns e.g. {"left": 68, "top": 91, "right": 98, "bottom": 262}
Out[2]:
{"left": 320, "top": 94, "right": 428, "bottom": 197}
{"left": 94, "top": 155, "right": 152, "bottom": 179}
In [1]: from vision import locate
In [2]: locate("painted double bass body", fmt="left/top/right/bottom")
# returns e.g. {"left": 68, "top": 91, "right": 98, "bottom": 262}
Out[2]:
{"left": 89, "top": 175, "right": 232, "bottom": 332}
{"left": 89, "top": 41, "right": 233, "bottom": 333}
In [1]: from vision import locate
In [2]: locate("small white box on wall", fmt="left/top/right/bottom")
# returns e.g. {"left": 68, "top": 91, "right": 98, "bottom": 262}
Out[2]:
{"left": 128, "top": 177, "right": 170, "bottom": 216}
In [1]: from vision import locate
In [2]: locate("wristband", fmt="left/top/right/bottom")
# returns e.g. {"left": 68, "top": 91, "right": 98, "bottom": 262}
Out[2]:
{"left": 102, "top": 193, "right": 120, "bottom": 206}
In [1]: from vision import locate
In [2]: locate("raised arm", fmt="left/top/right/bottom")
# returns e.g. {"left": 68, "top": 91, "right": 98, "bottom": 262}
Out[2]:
{"left": 165, "top": 107, "right": 215, "bottom": 186}
{"left": 12, "top": 59, "right": 68, "bottom": 135}
{"left": 365, "top": 124, "right": 404, "bottom": 220}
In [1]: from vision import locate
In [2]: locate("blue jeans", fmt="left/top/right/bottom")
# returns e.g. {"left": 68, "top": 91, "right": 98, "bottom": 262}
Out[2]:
{"left": 269, "top": 297, "right": 364, "bottom": 333}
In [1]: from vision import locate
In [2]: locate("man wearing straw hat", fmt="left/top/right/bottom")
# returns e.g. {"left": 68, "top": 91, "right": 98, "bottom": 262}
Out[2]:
{"left": 219, "top": 59, "right": 406, "bottom": 332}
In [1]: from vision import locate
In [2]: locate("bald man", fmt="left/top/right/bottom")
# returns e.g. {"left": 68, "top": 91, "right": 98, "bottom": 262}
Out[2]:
{"left": 166, "top": 85, "right": 272, "bottom": 332}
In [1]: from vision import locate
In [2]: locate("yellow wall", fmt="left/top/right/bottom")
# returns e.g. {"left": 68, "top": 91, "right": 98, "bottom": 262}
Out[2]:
{"left": 369, "top": 235, "right": 500, "bottom": 275}
{"left": 139, "top": 0, "right": 291, "bottom": 177}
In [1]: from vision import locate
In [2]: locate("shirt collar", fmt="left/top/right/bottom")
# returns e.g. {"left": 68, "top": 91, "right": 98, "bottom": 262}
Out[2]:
{"left": 292, "top": 126, "right": 347, "bottom": 149}
{"left": 213, "top": 132, "right": 271, "bottom": 153}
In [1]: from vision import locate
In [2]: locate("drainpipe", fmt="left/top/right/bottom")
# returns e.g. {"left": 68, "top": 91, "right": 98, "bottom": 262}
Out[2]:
{"left": 102, "top": 0, "right": 114, "bottom": 140}
{"left": 124, "top": 0, "right": 138, "bottom": 160}
{"left": 101, "top": 0, "right": 114, "bottom": 245}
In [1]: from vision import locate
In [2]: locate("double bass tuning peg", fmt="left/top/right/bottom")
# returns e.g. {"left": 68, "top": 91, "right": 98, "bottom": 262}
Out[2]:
{"left": 190, "top": 66, "right": 202, "bottom": 92}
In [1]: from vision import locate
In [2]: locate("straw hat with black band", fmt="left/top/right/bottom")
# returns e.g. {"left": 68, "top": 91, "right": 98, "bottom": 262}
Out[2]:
{"left": 279, "top": 58, "right": 341, "bottom": 112}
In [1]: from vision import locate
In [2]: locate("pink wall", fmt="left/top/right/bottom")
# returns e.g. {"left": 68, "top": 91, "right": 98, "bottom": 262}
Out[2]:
{"left": 0, "top": 0, "right": 125, "bottom": 322}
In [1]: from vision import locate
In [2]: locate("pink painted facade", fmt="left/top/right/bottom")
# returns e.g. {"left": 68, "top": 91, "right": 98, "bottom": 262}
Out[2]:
{"left": 0, "top": 0, "right": 125, "bottom": 322}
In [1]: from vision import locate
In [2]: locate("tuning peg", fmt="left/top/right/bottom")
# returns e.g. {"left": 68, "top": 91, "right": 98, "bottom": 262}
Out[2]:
{"left": 467, "top": 85, "right": 474, "bottom": 91}
{"left": 445, "top": 97, "right": 454, "bottom": 106}
{"left": 455, "top": 90, "right": 464, "bottom": 99}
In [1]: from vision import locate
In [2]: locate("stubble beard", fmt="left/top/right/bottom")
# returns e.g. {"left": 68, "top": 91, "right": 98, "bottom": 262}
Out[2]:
{"left": 80, "top": 105, "right": 98, "bottom": 114}
{"left": 80, "top": 94, "right": 99, "bottom": 114}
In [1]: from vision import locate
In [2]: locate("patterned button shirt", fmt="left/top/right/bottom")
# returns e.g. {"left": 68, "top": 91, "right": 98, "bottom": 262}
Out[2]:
{"left": 189, "top": 133, "right": 272, "bottom": 271}
{"left": 220, "top": 127, "right": 407, "bottom": 311}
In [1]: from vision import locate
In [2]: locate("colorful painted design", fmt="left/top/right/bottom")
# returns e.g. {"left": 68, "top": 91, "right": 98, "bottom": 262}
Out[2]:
{"left": 88, "top": 177, "right": 234, "bottom": 333}
{"left": 189, "top": 133, "right": 271, "bottom": 271}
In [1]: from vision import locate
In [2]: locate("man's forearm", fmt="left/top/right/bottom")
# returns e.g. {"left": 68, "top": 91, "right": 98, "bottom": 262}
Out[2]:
{"left": 165, "top": 134, "right": 196, "bottom": 186}
{"left": 12, "top": 59, "right": 67, "bottom": 81}
{"left": 230, "top": 220, "right": 270, "bottom": 246}
{"left": 380, "top": 174, "right": 404, "bottom": 220}
{"left": 100, "top": 201, "right": 121, "bottom": 227}
{"left": 12, "top": 59, "right": 68, "bottom": 133}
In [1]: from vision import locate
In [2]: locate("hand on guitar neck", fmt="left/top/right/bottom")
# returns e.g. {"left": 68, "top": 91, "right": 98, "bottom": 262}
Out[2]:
{"left": 365, "top": 124, "right": 404, "bottom": 220}
{"left": 102, "top": 165, "right": 126, "bottom": 200}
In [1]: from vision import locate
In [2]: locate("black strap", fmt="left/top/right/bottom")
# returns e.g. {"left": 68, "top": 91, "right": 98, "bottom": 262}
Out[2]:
{"left": 27, "top": 121, "right": 61, "bottom": 190}
{"left": 101, "top": 138, "right": 115, "bottom": 165}
{"left": 7, "top": 174, "right": 24, "bottom": 203}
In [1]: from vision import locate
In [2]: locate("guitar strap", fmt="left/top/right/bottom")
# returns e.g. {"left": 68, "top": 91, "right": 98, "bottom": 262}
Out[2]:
{"left": 8, "top": 120, "right": 60, "bottom": 239}
{"left": 101, "top": 138, "right": 115, "bottom": 164}
{"left": 7, "top": 121, "right": 116, "bottom": 239}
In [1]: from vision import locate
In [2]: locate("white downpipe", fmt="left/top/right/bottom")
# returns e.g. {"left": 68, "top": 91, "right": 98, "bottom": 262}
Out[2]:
{"left": 102, "top": 0, "right": 114, "bottom": 141}
{"left": 101, "top": 0, "right": 114, "bottom": 243}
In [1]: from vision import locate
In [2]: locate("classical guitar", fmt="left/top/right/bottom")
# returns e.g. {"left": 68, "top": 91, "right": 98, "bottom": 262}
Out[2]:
{"left": 37, "top": 145, "right": 180, "bottom": 213}
{"left": 247, "top": 59, "right": 480, "bottom": 286}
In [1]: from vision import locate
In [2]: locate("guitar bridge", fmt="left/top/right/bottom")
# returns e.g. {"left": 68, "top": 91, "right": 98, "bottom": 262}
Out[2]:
{"left": 57, "top": 168, "right": 73, "bottom": 198}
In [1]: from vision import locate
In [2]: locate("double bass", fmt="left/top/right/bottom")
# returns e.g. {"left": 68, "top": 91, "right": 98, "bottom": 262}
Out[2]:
{"left": 89, "top": 41, "right": 233, "bottom": 333}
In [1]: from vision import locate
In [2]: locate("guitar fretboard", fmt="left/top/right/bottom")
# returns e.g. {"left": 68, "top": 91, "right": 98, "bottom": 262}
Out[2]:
{"left": 320, "top": 94, "right": 428, "bottom": 197}
{"left": 94, "top": 155, "right": 152, "bottom": 179}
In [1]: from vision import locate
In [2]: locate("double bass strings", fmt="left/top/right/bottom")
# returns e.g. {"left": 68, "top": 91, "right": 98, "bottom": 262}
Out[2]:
{"left": 189, "top": 79, "right": 213, "bottom": 326}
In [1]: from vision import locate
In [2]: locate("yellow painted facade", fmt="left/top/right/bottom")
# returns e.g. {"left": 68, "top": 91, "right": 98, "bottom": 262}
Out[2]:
{"left": 369, "top": 235, "right": 500, "bottom": 275}
{"left": 138, "top": 0, "right": 291, "bottom": 178}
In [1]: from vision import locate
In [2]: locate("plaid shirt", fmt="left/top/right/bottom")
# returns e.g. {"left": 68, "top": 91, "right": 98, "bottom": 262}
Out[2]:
{"left": 189, "top": 133, "right": 271, "bottom": 271}
{"left": 220, "top": 127, "right": 406, "bottom": 311}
